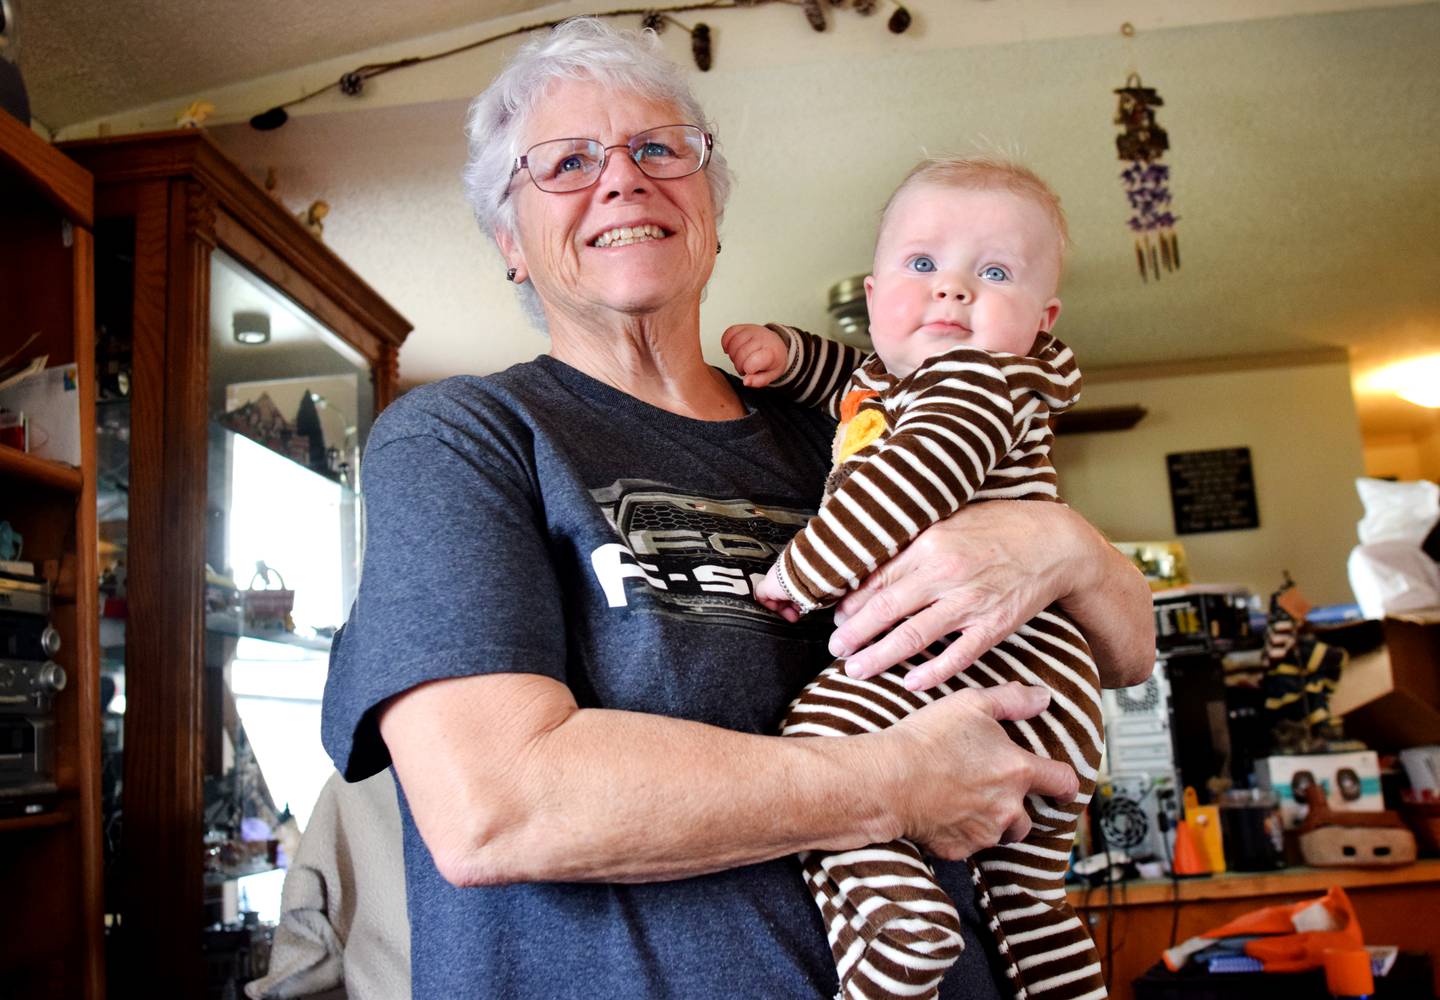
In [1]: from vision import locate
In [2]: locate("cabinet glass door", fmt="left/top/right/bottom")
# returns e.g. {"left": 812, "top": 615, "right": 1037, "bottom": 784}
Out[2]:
{"left": 96, "top": 240, "right": 374, "bottom": 960}
{"left": 202, "top": 248, "right": 372, "bottom": 925}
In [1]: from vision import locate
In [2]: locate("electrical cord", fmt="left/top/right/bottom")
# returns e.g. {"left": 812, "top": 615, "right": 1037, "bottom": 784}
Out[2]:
{"left": 1090, "top": 813, "right": 1115, "bottom": 992}
{"left": 1158, "top": 807, "right": 1182, "bottom": 947}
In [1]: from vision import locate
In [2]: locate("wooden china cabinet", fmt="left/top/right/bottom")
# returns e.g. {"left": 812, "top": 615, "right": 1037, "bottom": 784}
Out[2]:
{"left": 0, "top": 108, "right": 105, "bottom": 1000}
{"left": 59, "top": 130, "right": 410, "bottom": 997}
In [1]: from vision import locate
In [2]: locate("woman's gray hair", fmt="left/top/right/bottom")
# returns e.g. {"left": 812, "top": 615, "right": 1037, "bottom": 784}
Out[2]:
{"left": 463, "top": 17, "right": 734, "bottom": 327}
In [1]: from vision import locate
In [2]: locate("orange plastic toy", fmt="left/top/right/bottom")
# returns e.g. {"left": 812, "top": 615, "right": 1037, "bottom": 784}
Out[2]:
{"left": 1162, "top": 886, "right": 1364, "bottom": 973}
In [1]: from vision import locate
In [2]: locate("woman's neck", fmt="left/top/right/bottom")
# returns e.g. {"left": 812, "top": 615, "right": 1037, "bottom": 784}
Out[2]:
{"left": 548, "top": 307, "right": 745, "bottom": 421}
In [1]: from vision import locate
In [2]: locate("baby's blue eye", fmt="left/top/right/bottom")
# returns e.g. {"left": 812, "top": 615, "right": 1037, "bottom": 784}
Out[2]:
{"left": 909, "top": 256, "right": 937, "bottom": 273}
{"left": 980, "top": 265, "right": 1010, "bottom": 282}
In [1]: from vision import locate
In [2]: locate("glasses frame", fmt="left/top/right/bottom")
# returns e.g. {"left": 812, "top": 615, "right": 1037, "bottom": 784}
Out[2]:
{"left": 509, "top": 124, "right": 714, "bottom": 195}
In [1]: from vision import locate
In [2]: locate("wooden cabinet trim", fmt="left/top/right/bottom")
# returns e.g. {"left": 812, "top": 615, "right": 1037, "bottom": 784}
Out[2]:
{"left": 0, "top": 112, "right": 93, "bottom": 226}
{"left": 60, "top": 131, "right": 410, "bottom": 351}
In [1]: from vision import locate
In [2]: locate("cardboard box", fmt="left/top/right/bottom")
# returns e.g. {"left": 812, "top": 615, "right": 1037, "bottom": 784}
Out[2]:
{"left": 0, "top": 364, "right": 80, "bottom": 466}
{"left": 1331, "top": 611, "right": 1440, "bottom": 750}
{"left": 1255, "top": 751, "right": 1383, "bottom": 828}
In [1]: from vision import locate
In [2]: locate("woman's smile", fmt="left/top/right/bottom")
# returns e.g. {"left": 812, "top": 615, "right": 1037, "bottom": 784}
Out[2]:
{"left": 588, "top": 223, "right": 672, "bottom": 248}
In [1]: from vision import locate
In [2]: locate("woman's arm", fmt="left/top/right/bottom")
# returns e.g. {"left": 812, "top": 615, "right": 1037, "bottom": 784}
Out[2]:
{"left": 379, "top": 673, "right": 1077, "bottom": 887}
{"left": 827, "top": 501, "right": 1155, "bottom": 690}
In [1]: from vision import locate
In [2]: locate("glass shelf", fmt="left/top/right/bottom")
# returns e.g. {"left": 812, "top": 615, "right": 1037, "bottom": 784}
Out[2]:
{"left": 204, "top": 613, "right": 334, "bottom": 652}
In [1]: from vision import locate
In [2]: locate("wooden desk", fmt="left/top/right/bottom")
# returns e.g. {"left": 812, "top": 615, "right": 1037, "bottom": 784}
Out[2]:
{"left": 1067, "top": 859, "right": 1440, "bottom": 999}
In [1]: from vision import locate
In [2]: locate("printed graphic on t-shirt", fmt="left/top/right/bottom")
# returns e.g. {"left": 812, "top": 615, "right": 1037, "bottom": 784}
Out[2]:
{"left": 588, "top": 478, "right": 825, "bottom": 635}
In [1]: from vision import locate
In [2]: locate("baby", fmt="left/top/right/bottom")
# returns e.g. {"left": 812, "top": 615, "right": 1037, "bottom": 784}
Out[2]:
{"left": 723, "top": 157, "right": 1106, "bottom": 1000}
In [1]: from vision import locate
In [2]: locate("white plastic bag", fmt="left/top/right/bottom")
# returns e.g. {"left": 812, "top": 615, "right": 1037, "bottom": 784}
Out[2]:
{"left": 1348, "top": 477, "right": 1440, "bottom": 618}
{"left": 1356, "top": 477, "right": 1439, "bottom": 545}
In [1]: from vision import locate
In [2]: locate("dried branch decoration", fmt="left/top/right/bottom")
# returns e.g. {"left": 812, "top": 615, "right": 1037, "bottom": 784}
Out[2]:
{"left": 802, "top": 0, "right": 827, "bottom": 31}
{"left": 248, "top": 0, "right": 916, "bottom": 129}
{"left": 691, "top": 22, "right": 713, "bottom": 69}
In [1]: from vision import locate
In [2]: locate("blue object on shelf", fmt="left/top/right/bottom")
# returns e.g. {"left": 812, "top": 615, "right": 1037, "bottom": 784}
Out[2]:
{"left": 1307, "top": 603, "right": 1366, "bottom": 625}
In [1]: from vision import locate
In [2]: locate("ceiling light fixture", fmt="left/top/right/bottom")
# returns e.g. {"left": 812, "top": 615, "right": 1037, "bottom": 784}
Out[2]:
{"left": 1368, "top": 354, "right": 1440, "bottom": 408}
{"left": 232, "top": 310, "right": 271, "bottom": 346}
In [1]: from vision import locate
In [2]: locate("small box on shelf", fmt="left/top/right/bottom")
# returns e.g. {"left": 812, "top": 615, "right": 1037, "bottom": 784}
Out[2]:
{"left": 0, "top": 363, "right": 81, "bottom": 466}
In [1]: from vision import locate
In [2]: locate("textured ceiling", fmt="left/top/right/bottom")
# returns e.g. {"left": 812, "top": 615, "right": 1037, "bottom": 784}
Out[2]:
{"left": 17, "top": 1, "right": 1440, "bottom": 442}
{"left": 19, "top": 0, "right": 557, "bottom": 129}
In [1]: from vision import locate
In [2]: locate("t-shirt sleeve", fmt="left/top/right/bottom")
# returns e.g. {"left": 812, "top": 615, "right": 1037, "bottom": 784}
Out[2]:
{"left": 321, "top": 409, "right": 567, "bottom": 781}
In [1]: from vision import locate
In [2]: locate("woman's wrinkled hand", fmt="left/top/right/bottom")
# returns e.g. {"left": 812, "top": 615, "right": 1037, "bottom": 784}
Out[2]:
{"left": 878, "top": 682, "right": 1078, "bottom": 857}
{"left": 829, "top": 501, "right": 1094, "bottom": 690}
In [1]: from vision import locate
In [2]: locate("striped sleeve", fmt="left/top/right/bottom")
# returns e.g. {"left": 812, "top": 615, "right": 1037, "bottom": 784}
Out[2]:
{"left": 764, "top": 324, "right": 869, "bottom": 420}
{"left": 774, "top": 341, "right": 1082, "bottom": 613}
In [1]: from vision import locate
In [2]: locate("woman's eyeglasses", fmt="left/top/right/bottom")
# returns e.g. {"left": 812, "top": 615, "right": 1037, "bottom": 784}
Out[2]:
{"left": 511, "top": 124, "right": 712, "bottom": 194}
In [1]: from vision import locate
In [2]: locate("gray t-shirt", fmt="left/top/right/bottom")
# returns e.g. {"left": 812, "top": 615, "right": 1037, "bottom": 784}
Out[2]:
{"left": 321, "top": 354, "right": 1006, "bottom": 999}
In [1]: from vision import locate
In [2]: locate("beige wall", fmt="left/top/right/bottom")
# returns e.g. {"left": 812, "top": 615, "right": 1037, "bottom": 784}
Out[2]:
{"left": 1423, "top": 427, "right": 1440, "bottom": 481}
{"left": 1052, "top": 361, "right": 1366, "bottom": 606}
{"left": 1363, "top": 420, "right": 1440, "bottom": 483}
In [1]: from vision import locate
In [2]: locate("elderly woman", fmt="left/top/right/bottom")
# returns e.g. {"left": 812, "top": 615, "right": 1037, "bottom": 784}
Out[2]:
{"left": 322, "top": 17, "right": 1153, "bottom": 1000}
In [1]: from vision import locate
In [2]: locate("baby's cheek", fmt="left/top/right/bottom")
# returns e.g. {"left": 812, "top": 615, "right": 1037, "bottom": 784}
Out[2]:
{"left": 870, "top": 289, "right": 919, "bottom": 338}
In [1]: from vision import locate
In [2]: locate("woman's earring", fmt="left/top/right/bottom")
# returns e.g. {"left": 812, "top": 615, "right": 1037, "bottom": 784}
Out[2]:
{"left": 716, "top": 242, "right": 722, "bottom": 255}
{"left": 506, "top": 267, "right": 518, "bottom": 282}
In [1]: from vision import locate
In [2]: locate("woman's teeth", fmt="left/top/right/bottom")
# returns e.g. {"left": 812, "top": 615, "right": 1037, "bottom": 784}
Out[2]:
{"left": 592, "top": 224, "right": 666, "bottom": 248}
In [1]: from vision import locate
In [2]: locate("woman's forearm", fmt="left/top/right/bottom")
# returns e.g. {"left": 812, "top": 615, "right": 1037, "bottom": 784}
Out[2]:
{"left": 1054, "top": 511, "right": 1156, "bottom": 688}
{"left": 380, "top": 672, "right": 1071, "bottom": 887}
{"left": 381, "top": 672, "right": 900, "bottom": 886}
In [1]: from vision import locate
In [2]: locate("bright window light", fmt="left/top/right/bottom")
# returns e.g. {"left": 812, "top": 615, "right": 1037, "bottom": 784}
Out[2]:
{"left": 1366, "top": 354, "right": 1440, "bottom": 408}
{"left": 226, "top": 432, "right": 349, "bottom": 831}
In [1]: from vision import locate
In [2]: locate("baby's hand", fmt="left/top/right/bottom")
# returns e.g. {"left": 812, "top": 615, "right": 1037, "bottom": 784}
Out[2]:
{"left": 755, "top": 563, "right": 802, "bottom": 623}
{"left": 721, "top": 324, "right": 788, "bottom": 388}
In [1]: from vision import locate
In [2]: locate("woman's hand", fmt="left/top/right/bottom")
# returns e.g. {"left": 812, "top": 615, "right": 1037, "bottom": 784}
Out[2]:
{"left": 721, "top": 324, "right": 789, "bottom": 388}
{"left": 879, "top": 682, "right": 1079, "bottom": 857}
{"left": 829, "top": 501, "right": 1154, "bottom": 691}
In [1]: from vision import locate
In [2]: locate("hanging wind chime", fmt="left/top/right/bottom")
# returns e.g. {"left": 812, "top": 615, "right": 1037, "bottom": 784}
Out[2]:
{"left": 1114, "top": 66, "right": 1179, "bottom": 282}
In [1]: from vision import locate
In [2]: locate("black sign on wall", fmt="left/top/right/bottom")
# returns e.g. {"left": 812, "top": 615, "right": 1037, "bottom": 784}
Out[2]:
{"left": 1166, "top": 447, "right": 1260, "bottom": 535}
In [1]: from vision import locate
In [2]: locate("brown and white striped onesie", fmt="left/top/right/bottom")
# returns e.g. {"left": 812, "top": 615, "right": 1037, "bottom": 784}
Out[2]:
{"left": 764, "top": 324, "right": 1107, "bottom": 1000}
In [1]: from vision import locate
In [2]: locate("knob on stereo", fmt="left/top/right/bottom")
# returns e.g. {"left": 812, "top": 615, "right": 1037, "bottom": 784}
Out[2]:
{"left": 37, "top": 661, "right": 66, "bottom": 693}
{"left": 40, "top": 625, "right": 60, "bottom": 658}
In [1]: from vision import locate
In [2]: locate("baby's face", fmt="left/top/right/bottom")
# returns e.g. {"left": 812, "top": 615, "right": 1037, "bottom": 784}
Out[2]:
{"left": 864, "top": 184, "right": 1063, "bottom": 379}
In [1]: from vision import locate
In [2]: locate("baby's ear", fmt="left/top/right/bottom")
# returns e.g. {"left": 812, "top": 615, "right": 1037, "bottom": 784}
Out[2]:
{"left": 1038, "top": 296, "right": 1062, "bottom": 333}
{"left": 863, "top": 275, "right": 876, "bottom": 308}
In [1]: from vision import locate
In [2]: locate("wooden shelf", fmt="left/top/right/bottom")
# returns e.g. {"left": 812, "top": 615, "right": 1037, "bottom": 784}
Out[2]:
{"left": 1069, "top": 856, "right": 1440, "bottom": 908}
{"left": 1053, "top": 404, "right": 1148, "bottom": 436}
{"left": 0, "top": 809, "right": 72, "bottom": 835}
{"left": 0, "top": 111, "right": 93, "bottom": 226}
{"left": 2, "top": 104, "right": 105, "bottom": 1000}
{"left": 0, "top": 444, "right": 84, "bottom": 493}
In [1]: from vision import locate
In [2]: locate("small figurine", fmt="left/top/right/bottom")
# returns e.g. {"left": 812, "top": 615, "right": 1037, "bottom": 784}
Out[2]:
{"left": 297, "top": 200, "right": 329, "bottom": 240}
{"left": 176, "top": 100, "right": 215, "bottom": 129}
{"left": 1297, "top": 783, "right": 1416, "bottom": 868}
